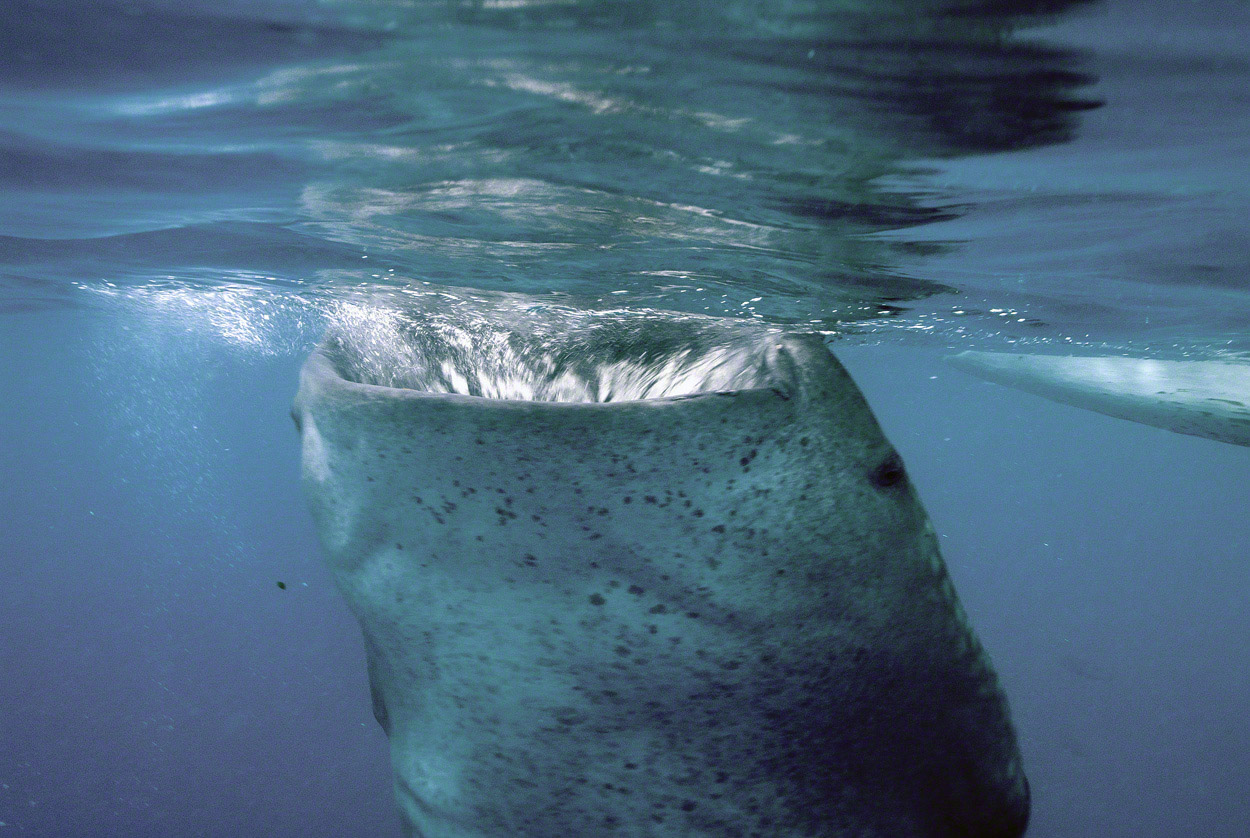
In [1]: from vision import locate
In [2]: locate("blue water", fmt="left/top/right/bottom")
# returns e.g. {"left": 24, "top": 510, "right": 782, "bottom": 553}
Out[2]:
{"left": 1, "top": 0, "right": 1248, "bottom": 835}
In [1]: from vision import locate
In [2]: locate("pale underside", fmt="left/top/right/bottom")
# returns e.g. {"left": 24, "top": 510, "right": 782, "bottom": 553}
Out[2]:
{"left": 948, "top": 351, "right": 1250, "bottom": 447}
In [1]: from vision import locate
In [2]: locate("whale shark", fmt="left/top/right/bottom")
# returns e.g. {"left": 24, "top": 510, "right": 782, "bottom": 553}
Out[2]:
{"left": 293, "top": 296, "right": 1029, "bottom": 837}
{"left": 948, "top": 350, "right": 1250, "bottom": 448}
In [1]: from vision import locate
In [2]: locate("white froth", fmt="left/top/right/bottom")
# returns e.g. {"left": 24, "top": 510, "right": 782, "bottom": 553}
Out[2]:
{"left": 324, "top": 300, "right": 785, "bottom": 403}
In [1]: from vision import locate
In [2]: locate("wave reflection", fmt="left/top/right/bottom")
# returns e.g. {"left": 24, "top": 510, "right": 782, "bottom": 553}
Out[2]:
{"left": 0, "top": 0, "right": 1114, "bottom": 344}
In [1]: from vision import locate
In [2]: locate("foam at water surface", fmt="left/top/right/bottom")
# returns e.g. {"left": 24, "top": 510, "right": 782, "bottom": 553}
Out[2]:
{"left": 322, "top": 296, "right": 791, "bottom": 402}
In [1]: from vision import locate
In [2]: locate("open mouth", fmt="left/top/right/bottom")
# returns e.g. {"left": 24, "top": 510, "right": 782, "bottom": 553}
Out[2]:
{"left": 320, "top": 296, "right": 796, "bottom": 403}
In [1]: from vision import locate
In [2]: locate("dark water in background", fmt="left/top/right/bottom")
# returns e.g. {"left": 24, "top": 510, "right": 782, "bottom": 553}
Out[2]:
{"left": 1, "top": 0, "right": 1247, "bottom": 835}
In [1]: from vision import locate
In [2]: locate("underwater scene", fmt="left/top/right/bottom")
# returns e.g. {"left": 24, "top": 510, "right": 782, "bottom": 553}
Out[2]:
{"left": 1, "top": 0, "right": 1247, "bottom": 835}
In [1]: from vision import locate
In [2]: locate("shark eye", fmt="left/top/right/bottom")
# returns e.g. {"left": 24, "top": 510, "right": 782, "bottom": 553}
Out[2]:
{"left": 869, "top": 453, "right": 907, "bottom": 489}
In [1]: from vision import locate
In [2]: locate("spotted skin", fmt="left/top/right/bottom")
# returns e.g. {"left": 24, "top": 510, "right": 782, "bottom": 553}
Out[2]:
{"left": 294, "top": 331, "right": 1029, "bottom": 838}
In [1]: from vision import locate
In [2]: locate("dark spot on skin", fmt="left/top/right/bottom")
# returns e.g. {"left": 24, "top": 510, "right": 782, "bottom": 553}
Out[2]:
{"left": 396, "top": 543, "right": 403, "bottom": 550}
{"left": 681, "top": 800, "right": 697, "bottom": 812}
{"left": 800, "top": 436, "right": 810, "bottom": 447}
{"left": 589, "top": 594, "right": 606, "bottom": 606}
{"left": 623, "top": 496, "right": 632, "bottom": 504}
{"left": 554, "top": 707, "right": 585, "bottom": 726}
{"left": 869, "top": 453, "right": 907, "bottom": 489}
{"left": 648, "top": 604, "right": 667, "bottom": 614}
{"left": 711, "top": 524, "right": 726, "bottom": 533}
{"left": 627, "top": 585, "right": 645, "bottom": 595}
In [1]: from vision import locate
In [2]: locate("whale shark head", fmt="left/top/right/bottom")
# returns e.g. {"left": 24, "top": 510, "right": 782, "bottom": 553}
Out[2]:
{"left": 293, "top": 293, "right": 1029, "bottom": 838}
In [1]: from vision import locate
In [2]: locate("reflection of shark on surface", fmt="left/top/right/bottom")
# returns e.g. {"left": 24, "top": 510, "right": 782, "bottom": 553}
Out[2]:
{"left": 293, "top": 296, "right": 1029, "bottom": 837}
{"left": 948, "top": 351, "right": 1250, "bottom": 447}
